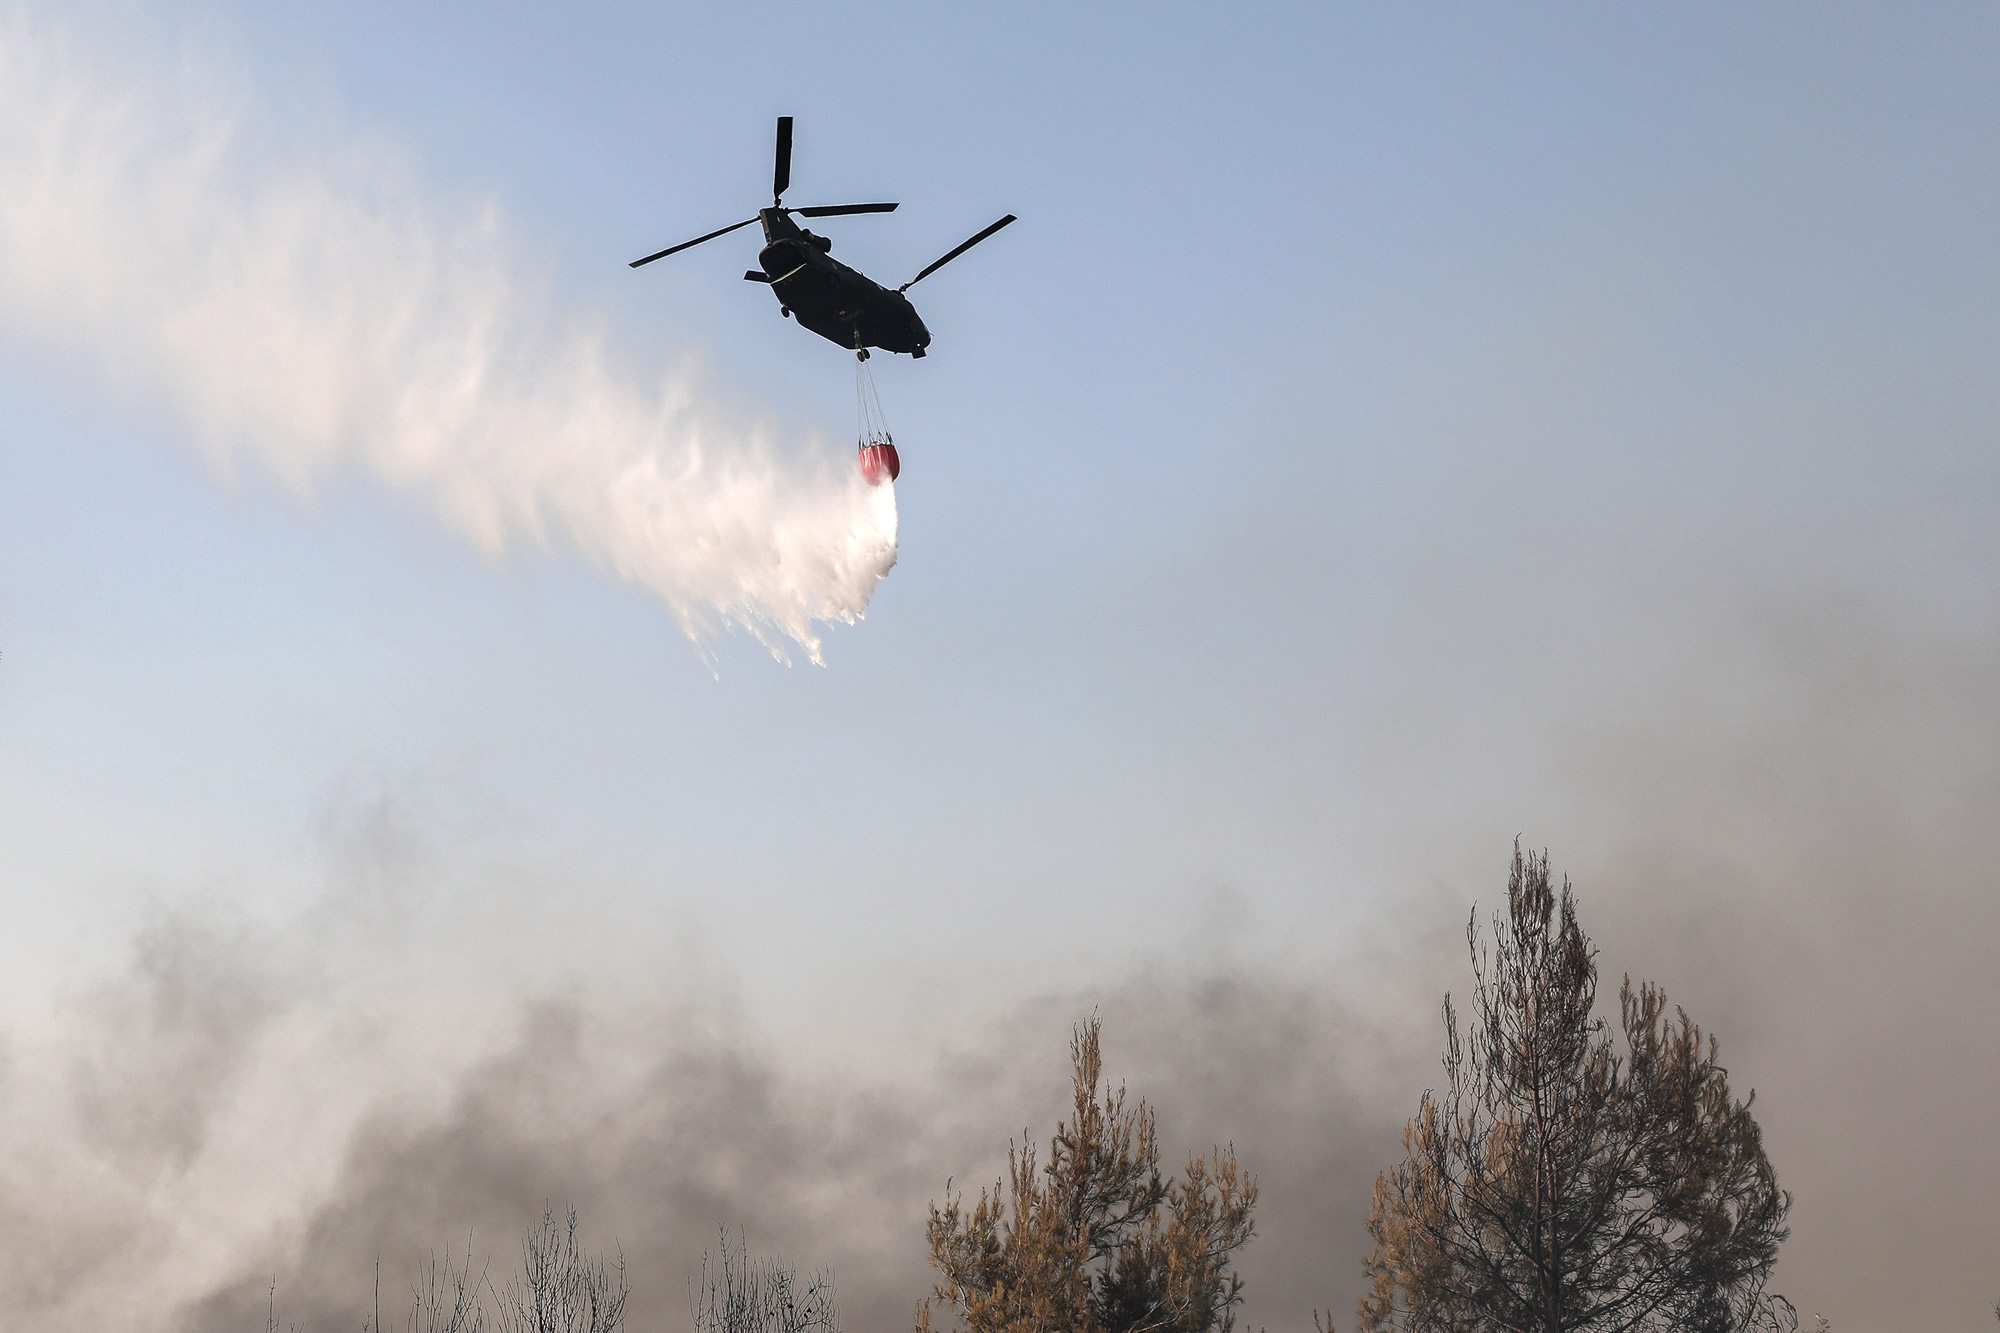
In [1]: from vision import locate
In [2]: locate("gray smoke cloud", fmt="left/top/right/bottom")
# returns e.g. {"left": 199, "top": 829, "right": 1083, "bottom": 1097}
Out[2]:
{"left": 0, "top": 815, "right": 1443, "bottom": 1333}
{"left": 172, "top": 979, "right": 1428, "bottom": 1333}
{"left": 4, "top": 592, "right": 1995, "bottom": 1333}
{"left": 1544, "top": 591, "right": 2000, "bottom": 1330}
{"left": 67, "top": 911, "right": 298, "bottom": 1182}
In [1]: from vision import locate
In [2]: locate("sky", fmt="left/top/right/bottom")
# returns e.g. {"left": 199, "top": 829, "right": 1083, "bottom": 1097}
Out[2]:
{"left": 0, "top": 2, "right": 1996, "bottom": 1330}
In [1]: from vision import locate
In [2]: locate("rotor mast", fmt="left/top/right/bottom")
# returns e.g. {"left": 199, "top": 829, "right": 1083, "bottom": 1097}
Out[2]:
{"left": 773, "top": 116, "right": 792, "bottom": 207}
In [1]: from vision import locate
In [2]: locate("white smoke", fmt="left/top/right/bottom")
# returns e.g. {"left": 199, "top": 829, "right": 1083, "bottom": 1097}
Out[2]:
{"left": 0, "top": 9, "right": 896, "bottom": 661}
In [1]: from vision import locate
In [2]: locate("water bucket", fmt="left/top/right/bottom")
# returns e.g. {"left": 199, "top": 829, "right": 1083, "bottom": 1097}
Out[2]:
{"left": 858, "top": 441, "right": 900, "bottom": 485}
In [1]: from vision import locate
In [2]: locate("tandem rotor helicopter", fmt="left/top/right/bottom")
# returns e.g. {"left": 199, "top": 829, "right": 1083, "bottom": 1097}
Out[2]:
{"left": 629, "top": 117, "right": 1015, "bottom": 483}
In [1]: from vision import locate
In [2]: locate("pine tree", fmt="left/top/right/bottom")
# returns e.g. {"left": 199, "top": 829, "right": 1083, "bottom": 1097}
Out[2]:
{"left": 920, "top": 1019, "right": 1257, "bottom": 1333}
{"left": 1358, "top": 847, "right": 1791, "bottom": 1333}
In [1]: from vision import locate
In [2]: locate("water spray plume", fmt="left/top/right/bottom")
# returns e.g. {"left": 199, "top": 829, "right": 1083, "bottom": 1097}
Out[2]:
{"left": 0, "top": 11, "right": 896, "bottom": 662}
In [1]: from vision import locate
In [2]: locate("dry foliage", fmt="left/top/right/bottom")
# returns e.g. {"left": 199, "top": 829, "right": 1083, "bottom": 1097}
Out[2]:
{"left": 350, "top": 1209, "right": 621, "bottom": 1333}
{"left": 1357, "top": 847, "right": 1791, "bottom": 1333}
{"left": 920, "top": 1018, "right": 1257, "bottom": 1333}
{"left": 333, "top": 1207, "right": 796, "bottom": 1333}
{"left": 408, "top": 1241, "right": 491, "bottom": 1333}
{"left": 492, "top": 1205, "right": 629, "bottom": 1333}
{"left": 691, "top": 1230, "right": 839, "bottom": 1333}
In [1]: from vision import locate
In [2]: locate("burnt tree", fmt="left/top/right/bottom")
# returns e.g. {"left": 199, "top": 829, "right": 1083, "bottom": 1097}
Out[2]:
{"left": 1359, "top": 847, "right": 1790, "bottom": 1333}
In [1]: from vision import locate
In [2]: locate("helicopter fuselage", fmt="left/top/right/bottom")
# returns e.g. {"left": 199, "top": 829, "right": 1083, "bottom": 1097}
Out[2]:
{"left": 753, "top": 208, "right": 931, "bottom": 357}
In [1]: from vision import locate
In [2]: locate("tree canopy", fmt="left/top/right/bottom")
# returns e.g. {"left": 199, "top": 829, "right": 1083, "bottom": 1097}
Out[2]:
{"left": 920, "top": 1019, "right": 1257, "bottom": 1333}
{"left": 1358, "top": 847, "right": 1791, "bottom": 1333}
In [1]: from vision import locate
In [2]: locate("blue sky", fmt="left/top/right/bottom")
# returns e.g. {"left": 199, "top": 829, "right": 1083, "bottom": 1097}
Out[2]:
{"left": 0, "top": 3, "right": 1996, "bottom": 1329}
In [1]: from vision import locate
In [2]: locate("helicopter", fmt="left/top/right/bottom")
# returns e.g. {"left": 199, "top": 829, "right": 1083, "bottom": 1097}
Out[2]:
{"left": 628, "top": 117, "right": 1015, "bottom": 362}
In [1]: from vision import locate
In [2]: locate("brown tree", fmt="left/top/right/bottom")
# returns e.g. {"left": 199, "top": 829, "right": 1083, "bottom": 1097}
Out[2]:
{"left": 1358, "top": 847, "right": 1791, "bottom": 1333}
{"left": 920, "top": 1019, "right": 1257, "bottom": 1333}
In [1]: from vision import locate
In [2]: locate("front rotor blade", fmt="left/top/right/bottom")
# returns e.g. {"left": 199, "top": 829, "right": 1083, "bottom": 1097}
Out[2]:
{"left": 792, "top": 202, "right": 900, "bottom": 217}
{"left": 773, "top": 116, "right": 793, "bottom": 202}
{"left": 901, "top": 214, "right": 1017, "bottom": 290}
{"left": 628, "top": 216, "right": 758, "bottom": 268}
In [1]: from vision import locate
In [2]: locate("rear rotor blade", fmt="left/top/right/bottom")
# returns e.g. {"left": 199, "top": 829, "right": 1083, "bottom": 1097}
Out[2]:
{"left": 791, "top": 202, "right": 900, "bottom": 217}
{"left": 900, "top": 214, "right": 1017, "bottom": 291}
{"left": 629, "top": 216, "right": 758, "bottom": 268}
{"left": 773, "top": 116, "right": 793, "bottom": 203}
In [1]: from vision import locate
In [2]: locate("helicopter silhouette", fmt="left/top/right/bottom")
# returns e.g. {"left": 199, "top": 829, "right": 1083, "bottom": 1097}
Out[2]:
{"left": 629, "top": 117, "right": 1015, "bottom": 362}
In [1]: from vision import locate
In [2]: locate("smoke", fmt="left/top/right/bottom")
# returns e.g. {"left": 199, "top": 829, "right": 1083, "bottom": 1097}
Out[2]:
{"left": 0, "top": 9, "right": 895, "bottom": 661}
{"left": 5, "top": 589, "right": 1994, "bottom": 1333}
{"left": 0, "top": 866, "right": 1430, "bottom": 1333}
{"left": 1542, "top": 590, "right": 2000, "bottom": 1330}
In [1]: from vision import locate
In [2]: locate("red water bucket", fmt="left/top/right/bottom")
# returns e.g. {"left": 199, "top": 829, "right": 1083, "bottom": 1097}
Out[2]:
{"left": 858, "top": 441, "right": 900, "bottom": 485}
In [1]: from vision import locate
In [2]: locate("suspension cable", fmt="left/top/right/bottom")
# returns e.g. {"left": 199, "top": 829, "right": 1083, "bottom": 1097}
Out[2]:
{"left": 855, "top": 352, "right": 892, "bottom": 448}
